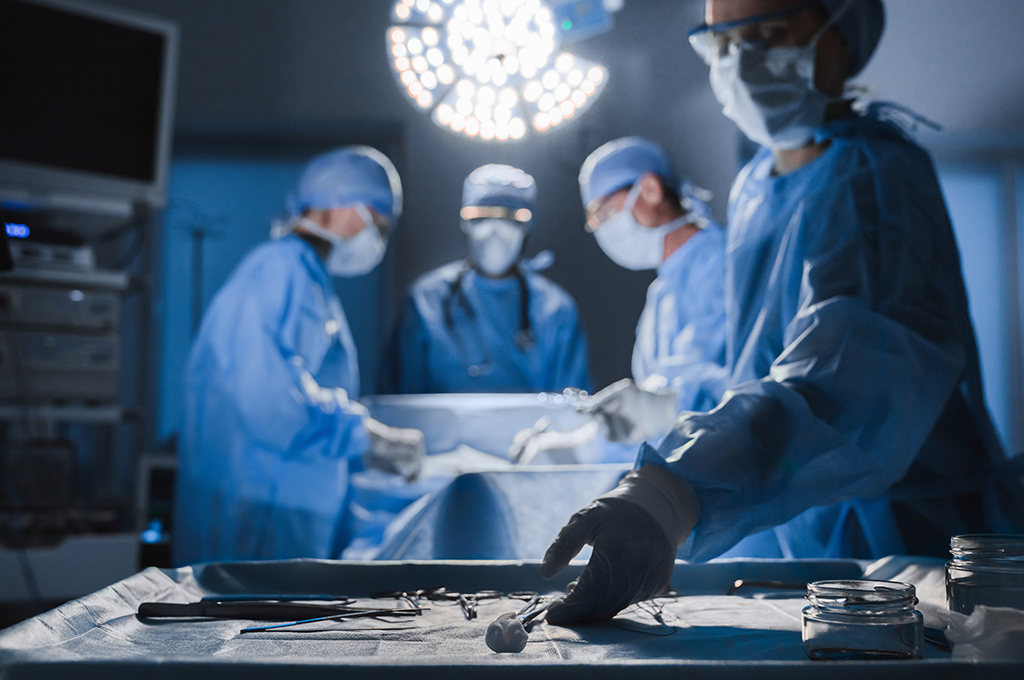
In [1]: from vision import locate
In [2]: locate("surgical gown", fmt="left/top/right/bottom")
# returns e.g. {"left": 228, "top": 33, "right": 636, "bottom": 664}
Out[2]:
{"left": 175, "top": 235, "right": 370, "bottom": 565}
{"left": 640, "top": 106, "right": 1010, "bottom": 561}
{"left": 387, "top": 261, "right": 591, "bottom": 394}
{"left": 632, "top": 224, "right": 728, "bottom": 412}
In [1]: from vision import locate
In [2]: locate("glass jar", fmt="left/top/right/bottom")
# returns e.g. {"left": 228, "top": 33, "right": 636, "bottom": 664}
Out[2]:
{"left": 802, "top": 580, "right": 923, "bottom": 660}
{"left": 946, "top": 534, "right": 1024, "bottom": 615}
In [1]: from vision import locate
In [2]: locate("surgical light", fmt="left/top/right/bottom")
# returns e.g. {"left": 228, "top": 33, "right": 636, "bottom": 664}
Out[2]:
{"left": 386, "top": 0, "right": 608, "bottom": 141}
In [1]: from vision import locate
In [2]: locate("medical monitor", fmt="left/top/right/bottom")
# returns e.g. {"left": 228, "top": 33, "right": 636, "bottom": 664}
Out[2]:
{"left": 0, "top": 0, "right": 179, "bottom": 213}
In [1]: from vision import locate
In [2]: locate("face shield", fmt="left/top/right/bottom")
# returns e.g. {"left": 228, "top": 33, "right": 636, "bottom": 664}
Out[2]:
{"left": 687, "top": 0, "right": 820, "bottom": 65}
{"left": 460, "top": 206, "right": 534, "bottom": 225}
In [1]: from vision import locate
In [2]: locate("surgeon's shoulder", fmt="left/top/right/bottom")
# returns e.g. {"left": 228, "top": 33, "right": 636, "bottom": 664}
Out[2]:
{"left": 523, "top": 269, "right": 580, "bottom": 317}
{"left": 211, "top": 238, "right": 292, "bottom": 289}
{"left": 830, "top": 108, "right": 937, "bottom": 184}
{"left": 234, "top": 236, "right": 323, "bottom": 288}
{"left": 693, "top": 221, "right": 727, "bottom": 253}
{"left": 192, "top": 239, "right": 316, "bottom": 344}
{"left": 409, "top": 260, "right": 465, "bottom": 303}
{"left": 687, "top": 224, "right": 728, "bottom": 278}
{"left": 836, "top": 110, "right": 947, "bottom": 222}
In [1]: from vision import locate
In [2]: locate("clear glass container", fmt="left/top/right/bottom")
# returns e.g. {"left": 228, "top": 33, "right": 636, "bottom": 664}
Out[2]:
{"left": 946, "top": 534, "right": 1024, "bottom": 614}
{"left": 802, "top": 580, "right": 923, "bottom": 660}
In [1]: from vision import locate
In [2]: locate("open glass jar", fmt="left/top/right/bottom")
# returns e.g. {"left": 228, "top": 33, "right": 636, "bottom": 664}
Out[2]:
{"left": 802, "top": 580, "right": 923, "bottom": 660}
{"left": 946, "top": 534, "right": 1024, "bottom": 615}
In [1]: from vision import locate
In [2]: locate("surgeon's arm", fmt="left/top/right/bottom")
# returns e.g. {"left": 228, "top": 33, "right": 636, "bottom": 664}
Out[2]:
{"left": 224, "top": 259, "right": 370, "bottom": 460}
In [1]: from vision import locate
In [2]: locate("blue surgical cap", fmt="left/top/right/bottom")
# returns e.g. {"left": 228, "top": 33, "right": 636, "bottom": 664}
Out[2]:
{"left": 579, "top": 137, "right": 679, "bottom": 208}
{"left": 822, "top": 0, "right": 885, "bottom": 77}
{"left": 462, "top": 164, "right": 537, "bottom": 212}
{"left": 290, "top": 146, "right": 403, "bottom": 221}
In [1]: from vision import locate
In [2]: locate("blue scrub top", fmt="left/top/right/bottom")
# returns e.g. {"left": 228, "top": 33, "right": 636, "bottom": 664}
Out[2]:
{"left": 174, "top": 235, "right": 370, "bottom": 565}
{"left": 641, "top": 106, "right": 1008, "bottom": 561}
{"left": 633, "top": 224, "right": 728, "bottom": 412}
{"left": 387, "top": 261, "right": 591, "bottom": 394}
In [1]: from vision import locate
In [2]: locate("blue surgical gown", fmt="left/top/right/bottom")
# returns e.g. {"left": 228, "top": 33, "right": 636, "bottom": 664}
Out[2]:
{"left": 640, "top": 107, "right": 1008, "bottom": 561}
{"left": 174, "top": 235, "right": 370, "bottom": 565}
{"left": 632, "top": 224, "right": 728, "bottom": 412}
{"left": 387, "top": 261, "right": 591, "bottom": 394}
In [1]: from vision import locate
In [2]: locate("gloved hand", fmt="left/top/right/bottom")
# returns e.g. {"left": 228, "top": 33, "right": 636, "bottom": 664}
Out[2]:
{"left": 576, "top": 378, "right": 678, "bottom": 443}
{"left": 540, "top": 463, "right": 699, "bottom": 624}
{"left": 508, "top": 417, "right": 552, "bottom": 463}
{"left": 363, "top": 417, "right": 426, "bottom": 481}
{"left": 508, "top": 418, "right": 599, "bottom": 465}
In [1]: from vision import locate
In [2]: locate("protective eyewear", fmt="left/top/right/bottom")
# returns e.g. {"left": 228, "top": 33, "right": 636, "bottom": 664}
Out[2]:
{"left": 688, "top": 0, "right": 819, "bottom": 64}
{"left": 460, "top": 206, "right": 533, "bottom": 223}
{"left": 584, "top": 186, "right": 630, "bottom": 232}
{"left": 367, "top": 210, "right": 393, "bottom": 240}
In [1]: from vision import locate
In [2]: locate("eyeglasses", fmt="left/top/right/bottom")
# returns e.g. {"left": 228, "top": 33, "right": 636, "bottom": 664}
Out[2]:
{"left": 371, "top": 213, "right": 392, "bottom": 240}
{"left": 688, "top": 0, "right": 818, "bottom": 64}
{"left": 584, "top": 189, "right": 628, "bottom": 232}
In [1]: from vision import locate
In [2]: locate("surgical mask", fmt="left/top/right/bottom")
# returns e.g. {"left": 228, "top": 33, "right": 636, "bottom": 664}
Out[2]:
{"left": 708, "top": 0, "right": 852, "bottom": 150}
{"left": 593, "top": 183, "right": 679, "bottom": 271}
{"left": 465, "top": 218, "right": 526, "bottom": 277}
{"left": 295, "top": 206, "right": 386, "bottom": 277}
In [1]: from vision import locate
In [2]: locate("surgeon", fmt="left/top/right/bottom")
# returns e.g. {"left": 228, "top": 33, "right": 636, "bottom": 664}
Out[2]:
{"left": 175, "top": 146, "right": 425, "bottom": 566}
{"left": 386, "top": 164, "right": 591, "bottom": 394}
{"left": 575, "top": 137, "right": 727, "bottom": 444}
{"left": 540, "top": 0, "right": 1020, "bottom": 624}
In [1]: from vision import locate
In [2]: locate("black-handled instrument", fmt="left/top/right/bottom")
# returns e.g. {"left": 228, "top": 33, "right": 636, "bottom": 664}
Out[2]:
{"left": 138, "top": 600, "right": 370, "bottom": 621}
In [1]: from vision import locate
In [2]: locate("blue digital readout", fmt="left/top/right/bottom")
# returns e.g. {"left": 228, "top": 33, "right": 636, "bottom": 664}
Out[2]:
{"left": 5, "top": 223, "right": 30, "bottom": 239}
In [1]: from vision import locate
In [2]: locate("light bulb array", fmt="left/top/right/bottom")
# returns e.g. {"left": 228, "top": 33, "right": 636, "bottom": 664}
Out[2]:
{"left": 387, "top": 0, "right": 607, "bottom": 140}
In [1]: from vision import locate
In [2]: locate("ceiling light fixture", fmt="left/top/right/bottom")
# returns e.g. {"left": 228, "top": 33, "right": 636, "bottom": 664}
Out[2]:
{"left": 387, "top": 0, "right": 609, "bottom": 141}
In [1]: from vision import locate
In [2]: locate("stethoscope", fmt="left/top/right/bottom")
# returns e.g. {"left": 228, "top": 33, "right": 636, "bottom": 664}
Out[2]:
{"left": 442, "top": 261, "right": 537, "bottom": 377}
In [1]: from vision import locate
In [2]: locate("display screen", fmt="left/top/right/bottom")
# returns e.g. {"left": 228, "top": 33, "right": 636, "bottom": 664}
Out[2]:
{"left": 0, "top": 0, "right": 166, "bottom": 182}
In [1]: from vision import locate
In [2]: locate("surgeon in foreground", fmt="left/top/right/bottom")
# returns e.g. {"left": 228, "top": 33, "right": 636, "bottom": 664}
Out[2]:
{"left": 541, "top": 0, "right": 1019, "bottom": 624}
{"left": 175, "top": 147, "right": 424, "bottom": 565}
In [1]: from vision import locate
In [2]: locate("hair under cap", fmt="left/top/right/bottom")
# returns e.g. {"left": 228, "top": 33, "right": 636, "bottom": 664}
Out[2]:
{"left": 290, "top": 146, "right": 403, "bottom": 221}
{"left": 821, "top": 0, "right": 885, "bottom": 77}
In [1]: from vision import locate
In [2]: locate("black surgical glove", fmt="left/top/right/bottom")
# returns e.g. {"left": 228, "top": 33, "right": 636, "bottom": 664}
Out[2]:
{"left": 540, "top": 464, "right": 699, "bottom": 625}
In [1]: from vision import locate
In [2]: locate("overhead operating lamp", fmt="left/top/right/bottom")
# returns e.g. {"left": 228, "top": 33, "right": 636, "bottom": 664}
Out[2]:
{"left": 386, "top": 0, "right": 611, "bottom": 141}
